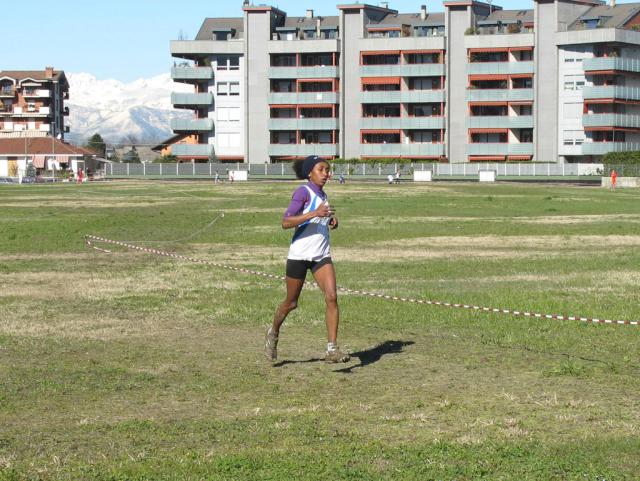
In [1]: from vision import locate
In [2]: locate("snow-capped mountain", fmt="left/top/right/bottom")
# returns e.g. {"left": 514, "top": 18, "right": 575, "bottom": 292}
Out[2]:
{"left": 66, "top": 72, "right": 192, "bottom": 144}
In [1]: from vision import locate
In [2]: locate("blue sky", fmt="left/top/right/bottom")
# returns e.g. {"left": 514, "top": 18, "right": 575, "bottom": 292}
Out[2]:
{"left": 3, "top": 0, "right": 633, "bottom": 82}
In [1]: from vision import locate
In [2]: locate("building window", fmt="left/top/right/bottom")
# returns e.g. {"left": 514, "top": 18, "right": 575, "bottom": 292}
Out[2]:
{"left": 229, "top": 82, "right": 240, "bottom": 96}
{"left": 217, "top": 82, "right": 228, "bottom": 95}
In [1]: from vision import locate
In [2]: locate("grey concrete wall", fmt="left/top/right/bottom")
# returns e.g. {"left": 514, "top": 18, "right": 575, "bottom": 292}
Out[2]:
{"left": 534, "top": 1, "right": 559, "bottom": 162}
{"left": 340, "top": 9, "right": 364, "bottom": 159}
{"left": 245, "top": 11, "right": 272, "bottom": 163}
{"left": 445, "top": 5, "right": 472, "bottom": 163}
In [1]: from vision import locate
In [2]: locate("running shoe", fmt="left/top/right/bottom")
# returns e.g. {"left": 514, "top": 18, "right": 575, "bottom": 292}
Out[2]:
{"left": 264, "top": 327, "right": 279, "bottom": 361}
{"left": 324, "top": 348, "right": 350, "bottom": 363}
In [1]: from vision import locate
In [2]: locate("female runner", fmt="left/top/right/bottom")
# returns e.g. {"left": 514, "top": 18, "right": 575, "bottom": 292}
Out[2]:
{"left": 265, "top": 155, "right": 350, "bottom": 363}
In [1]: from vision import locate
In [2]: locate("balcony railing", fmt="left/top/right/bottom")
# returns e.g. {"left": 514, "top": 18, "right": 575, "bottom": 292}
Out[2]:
{"left": 467, "top": 115, "right": 534, "bottom": 129}
{"left": 171, "top": 66, "right": 215, "bottom": 81}
{"left": 467, "top": 61, "right": 534, "bottom": 75}
{"left": 359, "top": 117, "right": 446, "bottom": 129}
{"left": 360, "top": 143, "right": 445, "bottom": 156}
{"left": 171, "top": 92, "right": 214, "bottom": 106}
{"left": 466, "top": 88, "right": 534, "bottom": 102}
{"left": 268, "top": 144, "right": 339, "bottom": 156}
{"left": 268, "top": 92, "right": 339, "bottom": 104}
{"left": 582, "top": 113, "right": 640, "bottom": 129}
{"left": 582, "top": 142, "right": 640, "bottom": 155}
{"left": 172, "top": 144, "right": 215, "bottom": 156}
{"left": 583, "top": 86, "right": 640, "bottom": 101}
{"left": 583, "top": 57, "right": 640, "bottom": 74}
{"left": 360, "top": 90, "right": 446, "bottom": 104}
{"left": 466, "top": 143, "right": 534, "bottom": 155}
{"left": 360, "top": 64, "right": 445, "bottom": 77}
{"left": 0, "top": 88, "right": 15, "bottom": 97}
{"left": 171, "top": 118, "right": 215, "bottom": 131}
{"left": 268, "top": 66, "right": 338, "bottom": 79}
{"left": 22, "top": 90, "right": 50, "bottom": 98}
{"left": 268, "top": 118, "right": 339, "bottom": 130}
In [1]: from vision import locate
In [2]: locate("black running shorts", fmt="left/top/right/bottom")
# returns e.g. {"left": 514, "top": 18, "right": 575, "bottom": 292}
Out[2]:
{"left": 286, "top": 257, "right": 333, "bottom": 280}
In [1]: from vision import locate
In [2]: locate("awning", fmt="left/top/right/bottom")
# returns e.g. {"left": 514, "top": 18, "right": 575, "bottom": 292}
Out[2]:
{"left": 270, "top": 104, "right": 297, "bottom": 109}
{"left": 403, "top": 49, "right": 443, "bottom": 54}
{"left": 469, "top": 128, "right": 508, "bottom": 134}
{"left": 508, "top": 155, "right": 532, "bottom": 160}
{"left": 298, "top": 104, "right": 335, "bottom": 109}
{"left": 509, "top": 101, "right": 534, "bottom": 106}
{"left": 584, "top": 70, "right": 616, "bottom": 75}
{"left": 468, "top": 48, "right": 509, "bottom": 53}
{"left": 468, "top": 101, "right": 508, "bottom": 107}
{"left": 508, "top": 46, "right": 534, "bottom": 52}
{"left": 361, "top": 77, "right": 401, "bottom": 85}
{"left": 469, "top": 156, "right": 506, "bottom": 161}
{"left": 584, "top": 126, "right": 640, "bottom": 132}
{"left": 361, "top": 50, "right": 400, "bottom": 56}
{"left": 469, "top": 74, "right": 508, "bottom": 81}
{"left": 297, "top": 78, "right": 333, "bottom": 83}
{"left": 32, "top": 155, "right": 46, "bottom": 168}
{"left": 361, "top": 129, "right": 401, "bottom": 134}
{"left": 510, "top": 73, "right": 534, "bottom": 79}
{"left": 367, "top": 27, "right": 401, "bottom": 31}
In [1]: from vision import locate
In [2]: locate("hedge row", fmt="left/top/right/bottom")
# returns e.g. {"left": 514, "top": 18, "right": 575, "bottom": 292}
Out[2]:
{"left": 602, "top": 151, "right": 640, "bottom": 165}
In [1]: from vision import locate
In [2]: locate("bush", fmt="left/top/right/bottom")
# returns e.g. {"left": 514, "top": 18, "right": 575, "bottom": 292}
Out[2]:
{"left": 602, "top": 151, "right": 640, "bottom": 176}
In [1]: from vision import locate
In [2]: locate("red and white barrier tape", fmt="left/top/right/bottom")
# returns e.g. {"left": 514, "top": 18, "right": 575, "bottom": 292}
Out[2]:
{"left": 84, "top": 234, "right": 638, "bottom": 327}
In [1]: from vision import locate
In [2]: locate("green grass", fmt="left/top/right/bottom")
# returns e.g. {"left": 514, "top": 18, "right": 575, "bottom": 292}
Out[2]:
{"left": 1, "top": 180, "right": 639, "bottom": 480}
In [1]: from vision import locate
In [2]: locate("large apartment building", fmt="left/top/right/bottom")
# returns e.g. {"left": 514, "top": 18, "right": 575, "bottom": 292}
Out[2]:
{"left": 0, "top": 67, "right": 70, "bottom": 140}
{"left": 169, "top": 0, "right": 640, "bottom": 163}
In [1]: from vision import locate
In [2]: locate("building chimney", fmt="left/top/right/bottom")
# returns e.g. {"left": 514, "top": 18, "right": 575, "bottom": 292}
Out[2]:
{"left": 306, "top": 9, "right": 314, "bottom": 18}
{"left": 45, "top": 66, "right": 54, "bottom": 79}
{"left": 420, "top": 4, "right": 427, "bottom": 20}
{"left": 380, "top": 2, "right": 389, "bottom": 9}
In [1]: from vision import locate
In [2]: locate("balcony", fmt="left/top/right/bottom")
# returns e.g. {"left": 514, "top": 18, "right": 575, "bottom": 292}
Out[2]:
{"left": 360, "top": 64, "right": 445, "bottom": 77}
{"left": 360, "top": 143, "right": 445, "bottom": 157}
{"left": 583, "top": 57, "right": 640, "bottom": 74}
{"left": 583, "top": 86, "right": 640, "bottom": 102}
{"left": 467, "top": 61, "right": 534, "bottom": 75}
{"left": 360, "top": 90, "right": 446, "bottom": 104}
{"left": 268, "top": 92, "right": 338, "bottom": 104}
{"left": 268, "top": 66, "right": 338, "bottom": 79}
{"left": 172, "top": 144, "right": 215, "bottom": 156}
{"left": 466, "top": 143, "right": 534, "bottom": 156}
{"left": 171, "top": 66, "right": 215, "bottom": 81}
{"left": 268, "top": 144, "right": 339, "bottom": 156}
{"left": 268, "top": 118, "right": 339, "bottom": 130}
{"left": 39, "top": 124, "right": 50, "bottom": 132}
{"left": 22, "top": 90, "right": 50, "bottom": 98}
{"left": 582, "top": 142, "right": 640, "bottom": 155}
{"left": 359, "top": 117, "right": 446, "bottom": 129}
{"left": 171, "top": 118, "right": 215, "bottom": 131}
{"left": 0, "top": 88, "right": 15, "bottom": 98}
{"left": 171, "top": 92, "right": 214, "bottom": 107}
{"left": 466, "top": 88, "right": 534, "bottom": 102}
{"left": 467, "top": 115, "right": 534, "bottom": 129}
{"left": 582, "top": 113, "right": 640, "bottom": 129}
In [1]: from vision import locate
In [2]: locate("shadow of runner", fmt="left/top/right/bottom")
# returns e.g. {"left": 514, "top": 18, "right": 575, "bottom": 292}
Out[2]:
{"left": 334, "top": 340, "right": 414, "bottom": 374}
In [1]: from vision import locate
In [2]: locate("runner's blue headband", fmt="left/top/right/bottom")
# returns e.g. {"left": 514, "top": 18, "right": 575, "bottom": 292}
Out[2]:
{"left": 302, "top": 155, "right": 324, "bottom": 178}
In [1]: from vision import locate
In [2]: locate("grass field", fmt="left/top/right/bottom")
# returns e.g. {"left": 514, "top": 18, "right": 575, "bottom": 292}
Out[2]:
{"left": 1, "top": 179, "right": 639, "bottom": 480}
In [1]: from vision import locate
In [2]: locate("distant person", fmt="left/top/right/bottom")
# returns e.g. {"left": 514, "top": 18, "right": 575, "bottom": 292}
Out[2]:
{"left": 229, "top": 171, "right": 235, "bottom": 183}
{"left": 387, "top": 174, "right": 394, "bottom": 184}
{"left": 610, "top": 169, "right": 618, "bottom": 191}
{"left": 214, "top": 171, "right": 220, "bottom": 184}
{"left": 394, "top": 170, "right": 401, "bottom": 184}
{"left": 77, "top": 169, "right": 84, "bottom": 184}
{"left": 339, "top": 173, "right": 345, "bottom": 184}
{"left": 265, "top": 155, "right": 349, "bottom": 364}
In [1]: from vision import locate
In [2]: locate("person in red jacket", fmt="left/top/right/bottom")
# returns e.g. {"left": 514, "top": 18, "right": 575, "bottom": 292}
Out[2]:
{"left": 610, "top": 169, "right": 617, "bottom": 191}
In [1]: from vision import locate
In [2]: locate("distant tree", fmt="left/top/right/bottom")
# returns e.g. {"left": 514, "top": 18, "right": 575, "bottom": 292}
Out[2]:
{"left": 85, "top": 133, "right": 106, "bottom": 157}
{"left": 122, "top": 147, "right": 140, "bottom": 163}
{"left": 153, "top": 154, "right": 178, "bottom": 163}
{"left": 25, "top": 162, "right": 36, "bottom": 177}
